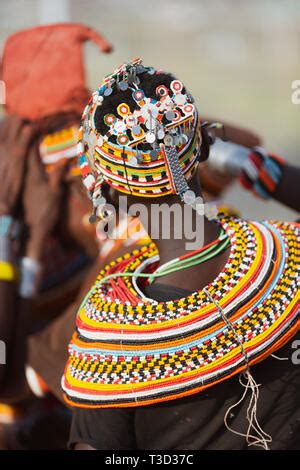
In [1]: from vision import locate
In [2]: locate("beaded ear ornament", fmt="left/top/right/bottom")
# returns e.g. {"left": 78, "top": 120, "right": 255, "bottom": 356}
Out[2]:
{"left": 77, "top": 58, "right": 207, "bottom": 221}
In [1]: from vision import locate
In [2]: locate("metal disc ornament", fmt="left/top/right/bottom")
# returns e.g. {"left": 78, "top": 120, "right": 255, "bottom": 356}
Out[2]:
{"left": 146, "top": 132, "right": 156, "bottom": 144}
{"left": 181, "top": 134, "right": 188, "bottom": 144}
{"left": 166, "top": 110, "right": 176, "bottom": 122}
{"left": 89, "top": 214, "right": 97, "bottom": 224}
{"left": 132, "top": 125, "right": 142, "bottom": 136}
{"left": 118, "top": 80, "right": 129, "bottom": 91}
{"left": 150, "top": 149, "right": 159, "bottom": 160}
{"left": 104, "top": 86, "right": 113, "bottom": 96}
{"left": 136, "top": 65, "right": 145, "bottom": 74}
{"left": 128, "top": 156, "right": 138, "bottom": 166}
{"left": 137, "top": 155, "right": 144, "bottom": 165}
{"left": 157, "top": 128, "right": 165, "bottom": 140}
{"left": 164, "top": 134, "right": 173, "bottom": 146}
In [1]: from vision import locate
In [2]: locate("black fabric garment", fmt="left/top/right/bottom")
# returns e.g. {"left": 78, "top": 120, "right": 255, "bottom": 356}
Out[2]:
{"left": 69, "top": 284, "right": 300, "bottom": 450}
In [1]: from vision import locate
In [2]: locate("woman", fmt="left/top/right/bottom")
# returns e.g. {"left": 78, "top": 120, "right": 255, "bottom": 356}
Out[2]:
{"left": 0, "top": 23, "right": 112, "bottom": 448}
{"left": 62, "top": 59, "right": 300, "bottom": 450}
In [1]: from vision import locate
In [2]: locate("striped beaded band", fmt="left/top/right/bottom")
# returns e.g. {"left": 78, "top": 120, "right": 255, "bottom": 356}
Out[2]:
{"left": 39, "top": 125, "right": 81, "bottom": 176}
{"left": 62, "top": 216, "right": 300, "bottom": 407}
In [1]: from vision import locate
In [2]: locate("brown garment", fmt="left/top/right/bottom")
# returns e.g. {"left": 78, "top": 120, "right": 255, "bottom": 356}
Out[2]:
{"left": 28, "top": 300, "right": 77, "bottom": 400}
{"left": 27, "top": 258, "right": 102, "bottom": 401}
{"left": 1, "top": 23, "right": 112, "bottom": 120}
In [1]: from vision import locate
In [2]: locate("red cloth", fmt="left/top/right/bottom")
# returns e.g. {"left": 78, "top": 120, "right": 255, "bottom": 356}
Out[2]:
{"left": 0, "top": 23, "right": 113, "bottom": 120}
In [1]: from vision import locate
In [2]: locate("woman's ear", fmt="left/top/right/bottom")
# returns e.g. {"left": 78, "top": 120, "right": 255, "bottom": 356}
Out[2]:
{"left": 199, "top": 127, "right": 211, "bottom": 163}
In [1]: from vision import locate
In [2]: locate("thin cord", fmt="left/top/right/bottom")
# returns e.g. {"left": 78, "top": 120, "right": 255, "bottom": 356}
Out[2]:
{"left": 271, "top": 353, "right": 288, "bottom": 361}
{"left": 122, "top": 146, "right": 132, "bottom": 194}
{"left": 203, "top": 287, "right": 272, "bottom": 450}
{"left": 99, "top": 232, "right": 230, "bottom": 287}
{"left": 154, "top": 237, "right": 230, "bottom": 280}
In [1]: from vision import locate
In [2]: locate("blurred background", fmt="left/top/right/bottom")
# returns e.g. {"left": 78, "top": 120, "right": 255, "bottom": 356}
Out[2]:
{"left": 0, "top": 0, "right": 299, "bottom": 220}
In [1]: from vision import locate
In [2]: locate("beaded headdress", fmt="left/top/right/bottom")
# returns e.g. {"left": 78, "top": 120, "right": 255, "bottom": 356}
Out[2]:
{"left": 77, "top": 58, "right": 202, "bottom": 218}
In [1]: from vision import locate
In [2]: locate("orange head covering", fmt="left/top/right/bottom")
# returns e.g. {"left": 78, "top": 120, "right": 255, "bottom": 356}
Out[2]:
{"left": 0, "top": 23, "right": 113, "bottom": 121}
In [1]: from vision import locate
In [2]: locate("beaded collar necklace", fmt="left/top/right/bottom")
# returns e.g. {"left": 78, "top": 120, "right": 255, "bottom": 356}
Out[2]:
{"left": 63, "top": 215, "right": 299, "bottom": 386}
{"left": 63, "top": 216, "right": 300, "bottom": 446}
{"left": 62, "top": 217, "right": 300, "bottom": 456}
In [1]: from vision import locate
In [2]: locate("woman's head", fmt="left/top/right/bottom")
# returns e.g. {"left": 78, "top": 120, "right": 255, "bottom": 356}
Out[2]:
{"left": 78, "top": 59, "right": 210, "bottom": 219}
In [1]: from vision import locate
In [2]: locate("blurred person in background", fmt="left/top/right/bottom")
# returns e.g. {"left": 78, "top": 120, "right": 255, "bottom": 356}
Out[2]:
{"left": 0, "top": 23, "right": 112, "bottom": 449}
{"left": 208, "top": 138, "right": 300, "bottom": 212}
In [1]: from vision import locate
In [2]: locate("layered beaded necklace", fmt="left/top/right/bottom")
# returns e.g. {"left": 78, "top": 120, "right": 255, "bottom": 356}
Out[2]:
{"left": 63, "top": 216, "right": 300, "bottom": 448}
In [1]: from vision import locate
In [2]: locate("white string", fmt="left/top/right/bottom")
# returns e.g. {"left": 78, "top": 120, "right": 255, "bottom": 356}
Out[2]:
{"left": 271, "top": 353, "right": 288, "bottom": 361}
{"left": 203, "top": 287, "right": 272, "bottom": 450}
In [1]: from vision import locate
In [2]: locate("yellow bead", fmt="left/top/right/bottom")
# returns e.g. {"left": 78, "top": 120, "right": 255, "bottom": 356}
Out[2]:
{"left": 0, "top": 261, "right": 16, "bottom": 282}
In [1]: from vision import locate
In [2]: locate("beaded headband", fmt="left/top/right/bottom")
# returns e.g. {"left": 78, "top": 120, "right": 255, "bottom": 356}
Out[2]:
{"left": 77, "top": 58, "right": 202, "bottom": 218}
